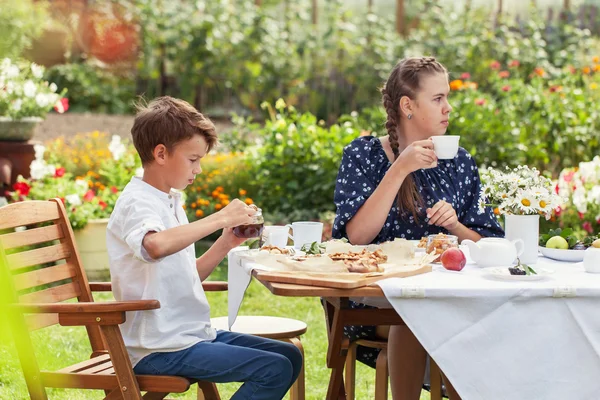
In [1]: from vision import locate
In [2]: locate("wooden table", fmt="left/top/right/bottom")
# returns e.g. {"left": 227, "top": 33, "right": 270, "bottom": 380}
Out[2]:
{"left": 252, "top": 270, "right": 443, "bottom": 400}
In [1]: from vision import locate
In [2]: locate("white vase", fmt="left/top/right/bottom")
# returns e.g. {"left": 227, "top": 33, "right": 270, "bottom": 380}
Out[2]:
{"left": 504, "top": 214, "right": 540, "bottom": 264}
{"left": 73, "top": 218, "right": 110, "bottom": 281}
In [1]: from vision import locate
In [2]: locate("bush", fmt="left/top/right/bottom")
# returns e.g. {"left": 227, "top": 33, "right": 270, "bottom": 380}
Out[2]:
{"left": 0, "top": 0, "right": 47, "bottom": 59}
{"left": 44, "top": 63, "right": 136, "bottom": 114}
{"left": 184, "top": 153, "right": 255, "bottom": 223}
{"left": 243, "top": 100, "right": 357, "bottom": 219}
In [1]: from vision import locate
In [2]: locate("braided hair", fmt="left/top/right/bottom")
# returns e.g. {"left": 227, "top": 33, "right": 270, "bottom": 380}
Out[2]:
{"left": 381, "top": 57, "right": 447, "bottom": 220}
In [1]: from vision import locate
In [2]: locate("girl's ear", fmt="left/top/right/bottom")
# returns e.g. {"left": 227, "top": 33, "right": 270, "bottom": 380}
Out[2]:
{"left": 399, "top": 95, "right": 413, "bottom": 118}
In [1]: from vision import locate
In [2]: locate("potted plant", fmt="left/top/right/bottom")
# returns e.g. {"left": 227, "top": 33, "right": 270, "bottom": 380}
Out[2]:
{"left": 0, "top": 58, "right": 68, "bottom": 141}
{"left": 8, "top": 135, "right": 141, "bottom": 280}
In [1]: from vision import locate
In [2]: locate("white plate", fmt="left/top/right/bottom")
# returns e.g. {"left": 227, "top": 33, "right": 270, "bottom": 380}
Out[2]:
{"left": 483, "top": 267, "right": 554, "bottom": 281}
{"left": 539, "top": 246, "right": 585, "bottom": 262}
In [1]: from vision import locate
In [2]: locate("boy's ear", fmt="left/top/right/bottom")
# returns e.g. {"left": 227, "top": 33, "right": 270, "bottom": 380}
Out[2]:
{"left": 153, "top": 144, "right": 168, "bottom": 165}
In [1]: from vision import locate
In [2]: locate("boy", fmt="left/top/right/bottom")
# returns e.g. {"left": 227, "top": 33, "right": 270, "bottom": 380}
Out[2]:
{"left": 107, "top": 96, "right": 302, "bottom": 399}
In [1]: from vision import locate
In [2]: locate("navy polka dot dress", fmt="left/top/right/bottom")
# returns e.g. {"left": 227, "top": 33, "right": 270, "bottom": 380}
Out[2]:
{"left": 332, "top": 136, "right": 504, "bottom": 368}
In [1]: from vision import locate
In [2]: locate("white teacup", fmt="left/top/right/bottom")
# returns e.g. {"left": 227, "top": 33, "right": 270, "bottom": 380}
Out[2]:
{"left": 285, "top": 221, "right": 323, "bottom": 250}
{"left": 432, "top": 135, "right": 460, "bottom": 160}
{"left": 262, "top": 225, "right": 290, "bottom": 248}
{"left": 583, "top": 247, "right": 600, "bottom": 273}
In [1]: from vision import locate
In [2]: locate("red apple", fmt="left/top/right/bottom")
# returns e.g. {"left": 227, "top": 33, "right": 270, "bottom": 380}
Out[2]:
{"left": 440, "top": 248, "right": 466, "bottom": 271}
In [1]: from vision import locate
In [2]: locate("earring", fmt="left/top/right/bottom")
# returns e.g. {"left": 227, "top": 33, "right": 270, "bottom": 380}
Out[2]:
{"left": 407, "top": 114, "right": 412, "bottom": 120}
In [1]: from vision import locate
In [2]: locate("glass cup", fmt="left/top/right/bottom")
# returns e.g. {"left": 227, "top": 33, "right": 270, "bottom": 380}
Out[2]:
{"left": 233, "top": 206, "right": 264, "bottom": 239}
{"left": 426, "top": 233, "right": 459, "bottom": 258}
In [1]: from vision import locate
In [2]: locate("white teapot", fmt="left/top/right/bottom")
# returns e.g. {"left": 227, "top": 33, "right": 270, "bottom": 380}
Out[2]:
{"left": 462, "top": 237, "right": 524, "bottom": 267}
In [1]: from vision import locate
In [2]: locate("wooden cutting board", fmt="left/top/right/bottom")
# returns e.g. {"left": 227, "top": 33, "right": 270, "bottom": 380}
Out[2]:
{"left": 254, "top": 264, "right": 432, "bottom": 289}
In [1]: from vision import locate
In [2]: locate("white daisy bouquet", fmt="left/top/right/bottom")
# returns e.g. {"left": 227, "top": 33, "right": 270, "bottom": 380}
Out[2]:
{"left": 0, "top": 58, "right": 67, "bottom": 119}
{"left": 478, "top": 165, "right": 563, "bottom": 219}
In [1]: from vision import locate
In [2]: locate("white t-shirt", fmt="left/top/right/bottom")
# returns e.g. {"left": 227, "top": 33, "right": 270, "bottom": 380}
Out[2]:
{"left": 107, "top": 176, "right": 216, "bottom": 367}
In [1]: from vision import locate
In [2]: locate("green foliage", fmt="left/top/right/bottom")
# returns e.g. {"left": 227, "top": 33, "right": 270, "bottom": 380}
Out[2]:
{"left": 0, "top": 0, "right": 48, "bottom": 59}
{"left": 44, "top": 63, "right": 136, "bottom": 114}
{"left": 539, "top": 227, "right": 579, "bottom": 248}
{"left": 244, "top": 101, "right": 357, "bottom": 219}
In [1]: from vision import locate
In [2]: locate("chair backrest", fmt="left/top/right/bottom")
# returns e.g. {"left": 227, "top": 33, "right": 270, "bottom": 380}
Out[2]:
{"left": 0, "top": 199, "right": 106, "bottom": 351}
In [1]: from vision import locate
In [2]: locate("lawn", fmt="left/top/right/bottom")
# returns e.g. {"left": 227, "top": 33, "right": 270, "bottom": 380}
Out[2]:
{"left": 0, "top": 245, "right": 432, "bottom": 399}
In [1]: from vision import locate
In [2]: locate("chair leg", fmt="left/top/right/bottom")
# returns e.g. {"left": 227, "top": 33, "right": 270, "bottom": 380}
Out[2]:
{"left": 374, "top": 347, "right": 388, "bottom": 400}
{"left": 197, "top": 381, "right": 220, "bottom": 400}
{"left": 430, "top": 357, "right": 443, "bottom": 400}
{"left": 286, "top": 337, "right": 305, "bottom": 400}
{"left": 100, "top": 325, "right": 142, "bottom": 400}
{"left": 344, "top": 342, "right": 357, "bottom": 400}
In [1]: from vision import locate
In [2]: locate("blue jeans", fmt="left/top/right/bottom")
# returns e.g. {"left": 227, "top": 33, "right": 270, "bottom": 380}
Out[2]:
{"left": 133, "top": 330, "right": 303, "bottom": 400}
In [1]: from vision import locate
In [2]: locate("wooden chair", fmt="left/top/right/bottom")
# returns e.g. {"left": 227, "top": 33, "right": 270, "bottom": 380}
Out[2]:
{"left": 344, "top": 337, "right": 444, "bottom": 400}
{"left": 0, "top": 199, "right": 224, "bottom": 400}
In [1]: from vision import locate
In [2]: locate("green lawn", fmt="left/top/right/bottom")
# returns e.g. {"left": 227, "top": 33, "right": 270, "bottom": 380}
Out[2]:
{"left": 0, "top": 257, "right": 431, "bottom": 399}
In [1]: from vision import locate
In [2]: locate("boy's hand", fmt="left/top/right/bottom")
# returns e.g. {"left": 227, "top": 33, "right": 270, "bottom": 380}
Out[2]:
{"left": 219, "top": 228, "right": 248, "bottom": 249}
{"left": 218, "top": 199, "right": 255, "bottom": 228}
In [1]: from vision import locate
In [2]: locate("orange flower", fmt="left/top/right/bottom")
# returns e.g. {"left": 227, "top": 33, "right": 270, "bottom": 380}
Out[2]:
{"left": 498, "top": 70, "right": 510, "bottom": 79}
{"left": 594, "top": 64, "right": 600, "bottom": 72}
{"left": 215, "top": 204, "right": 223, "bottom": 211}
{"left": 196, "top": 209, "right": 204, "bottom": 217}
{"left": 449, "top": 80, "right": 464, "bottom": 91}
{"left": 534, "top": 67, "right": 545, "bottom": 77}
{"left": 221, "top": 199, "right": 230, "bottom": 206}
{"left": 593, "top": 56, "right": 599, "bottom": 63}
{"left": 182, "top": 204, "right": 187, "bottom": 210}
{"left": 464, "top": 81, "right": 478, "bottom": 90}
{"left": 191, "top": 202, "right": 197, "bottom": 209}
{"left": 211, "top": 191, "right": 219, "bottom": 198}
{"left": 239, "top": 189, "right": 247, "bottom": 196}
{"left": 583, "top": 66, "right": 591, "bottom": 75}
{"left": 493, "top": 207, "right": 500, "bottom": 215}
{"left": 88, "top": 180, "right": 94, "bottom": 187}
{"left": 244, "top": 198, "right": 254, "bottom": 205}
{"left": 216, "top": 186, "right": 224, "bottom": 192}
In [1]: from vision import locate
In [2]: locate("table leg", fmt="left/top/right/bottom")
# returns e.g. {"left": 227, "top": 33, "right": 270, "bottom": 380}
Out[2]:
{"left": 322, "top": 298, "right": 348, "bottom": 400}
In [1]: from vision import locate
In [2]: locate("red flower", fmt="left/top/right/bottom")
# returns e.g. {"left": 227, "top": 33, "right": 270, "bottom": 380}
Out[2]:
{"left": 83, "top": 190, "right": 95, "bottom": 202}
{"left": 554, "top": 205, "right": 562, "bottom": 217}
{"left": 460, "top": 72, "right": 471, "bottom": 80}
{"left": 53, "top": 98, "right": 69, "bottom": 114}
{"left": 490, "top": 61, "right": 501, "bottom": 70}
{"left": 563, "top": 171, "right": 574, "bottom": 182}
{"left": 99, "top": 200, "right": 107, "bottom": 210}
{"left": 110, "top": 186, "right": 118, "bottom": 194}
{"left": 583, "top": 221, "right": 593, "bottom": 234}
{"left": 501, "top": 85, "right": 511, "bottom": 92}
{"left": 555, "top": 183, "right": 559, "bottom": 194}
{"left": 475, "top": 98, "right": 486, "bottom": 106}
{"left": 59, "top": 197, "right": 66, "bottom": 205}
{"left": 578, "top": 212, "right": 585, "bottom": 220}
{"left": 13, "top": 181, "right": 30, "bottom": 196}
{"left": 54, "top": 167, "right": 66, "bottom": 178}
{"left": 509, "top": 60, "right": 520, "bottom": 68}
{"left": 498, "top": 70, "right": 510, "bottom": 79}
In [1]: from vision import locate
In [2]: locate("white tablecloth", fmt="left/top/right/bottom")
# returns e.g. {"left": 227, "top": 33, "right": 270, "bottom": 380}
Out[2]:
{"left": 227, "top": 247, "right": 600, "bottom": 399}
{"left": 377, "top": 255, "right": 600, "bottom": 400}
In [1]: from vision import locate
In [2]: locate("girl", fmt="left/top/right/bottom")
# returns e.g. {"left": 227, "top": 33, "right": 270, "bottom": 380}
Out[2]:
{"left": 332, "top": 57, "right": 503, "bottom": 399}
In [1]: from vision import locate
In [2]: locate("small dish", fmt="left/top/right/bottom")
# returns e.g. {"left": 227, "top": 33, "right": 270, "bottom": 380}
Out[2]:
{"left": 539, "top": 246, "right": 585, "bottom": 262}
{"left": 483, "top": 266, "right": 554, "bottom": 281}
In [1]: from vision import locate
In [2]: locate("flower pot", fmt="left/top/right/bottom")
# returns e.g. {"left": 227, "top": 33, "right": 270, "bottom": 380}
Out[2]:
{"left": 0, "top": 117, "right": 43, "bottom": 141}
{"left": 504, "top": 214, "right": 540, "bottom": 264}
{"left": 73, "top": 218, "right": 111, "bottom": 281}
